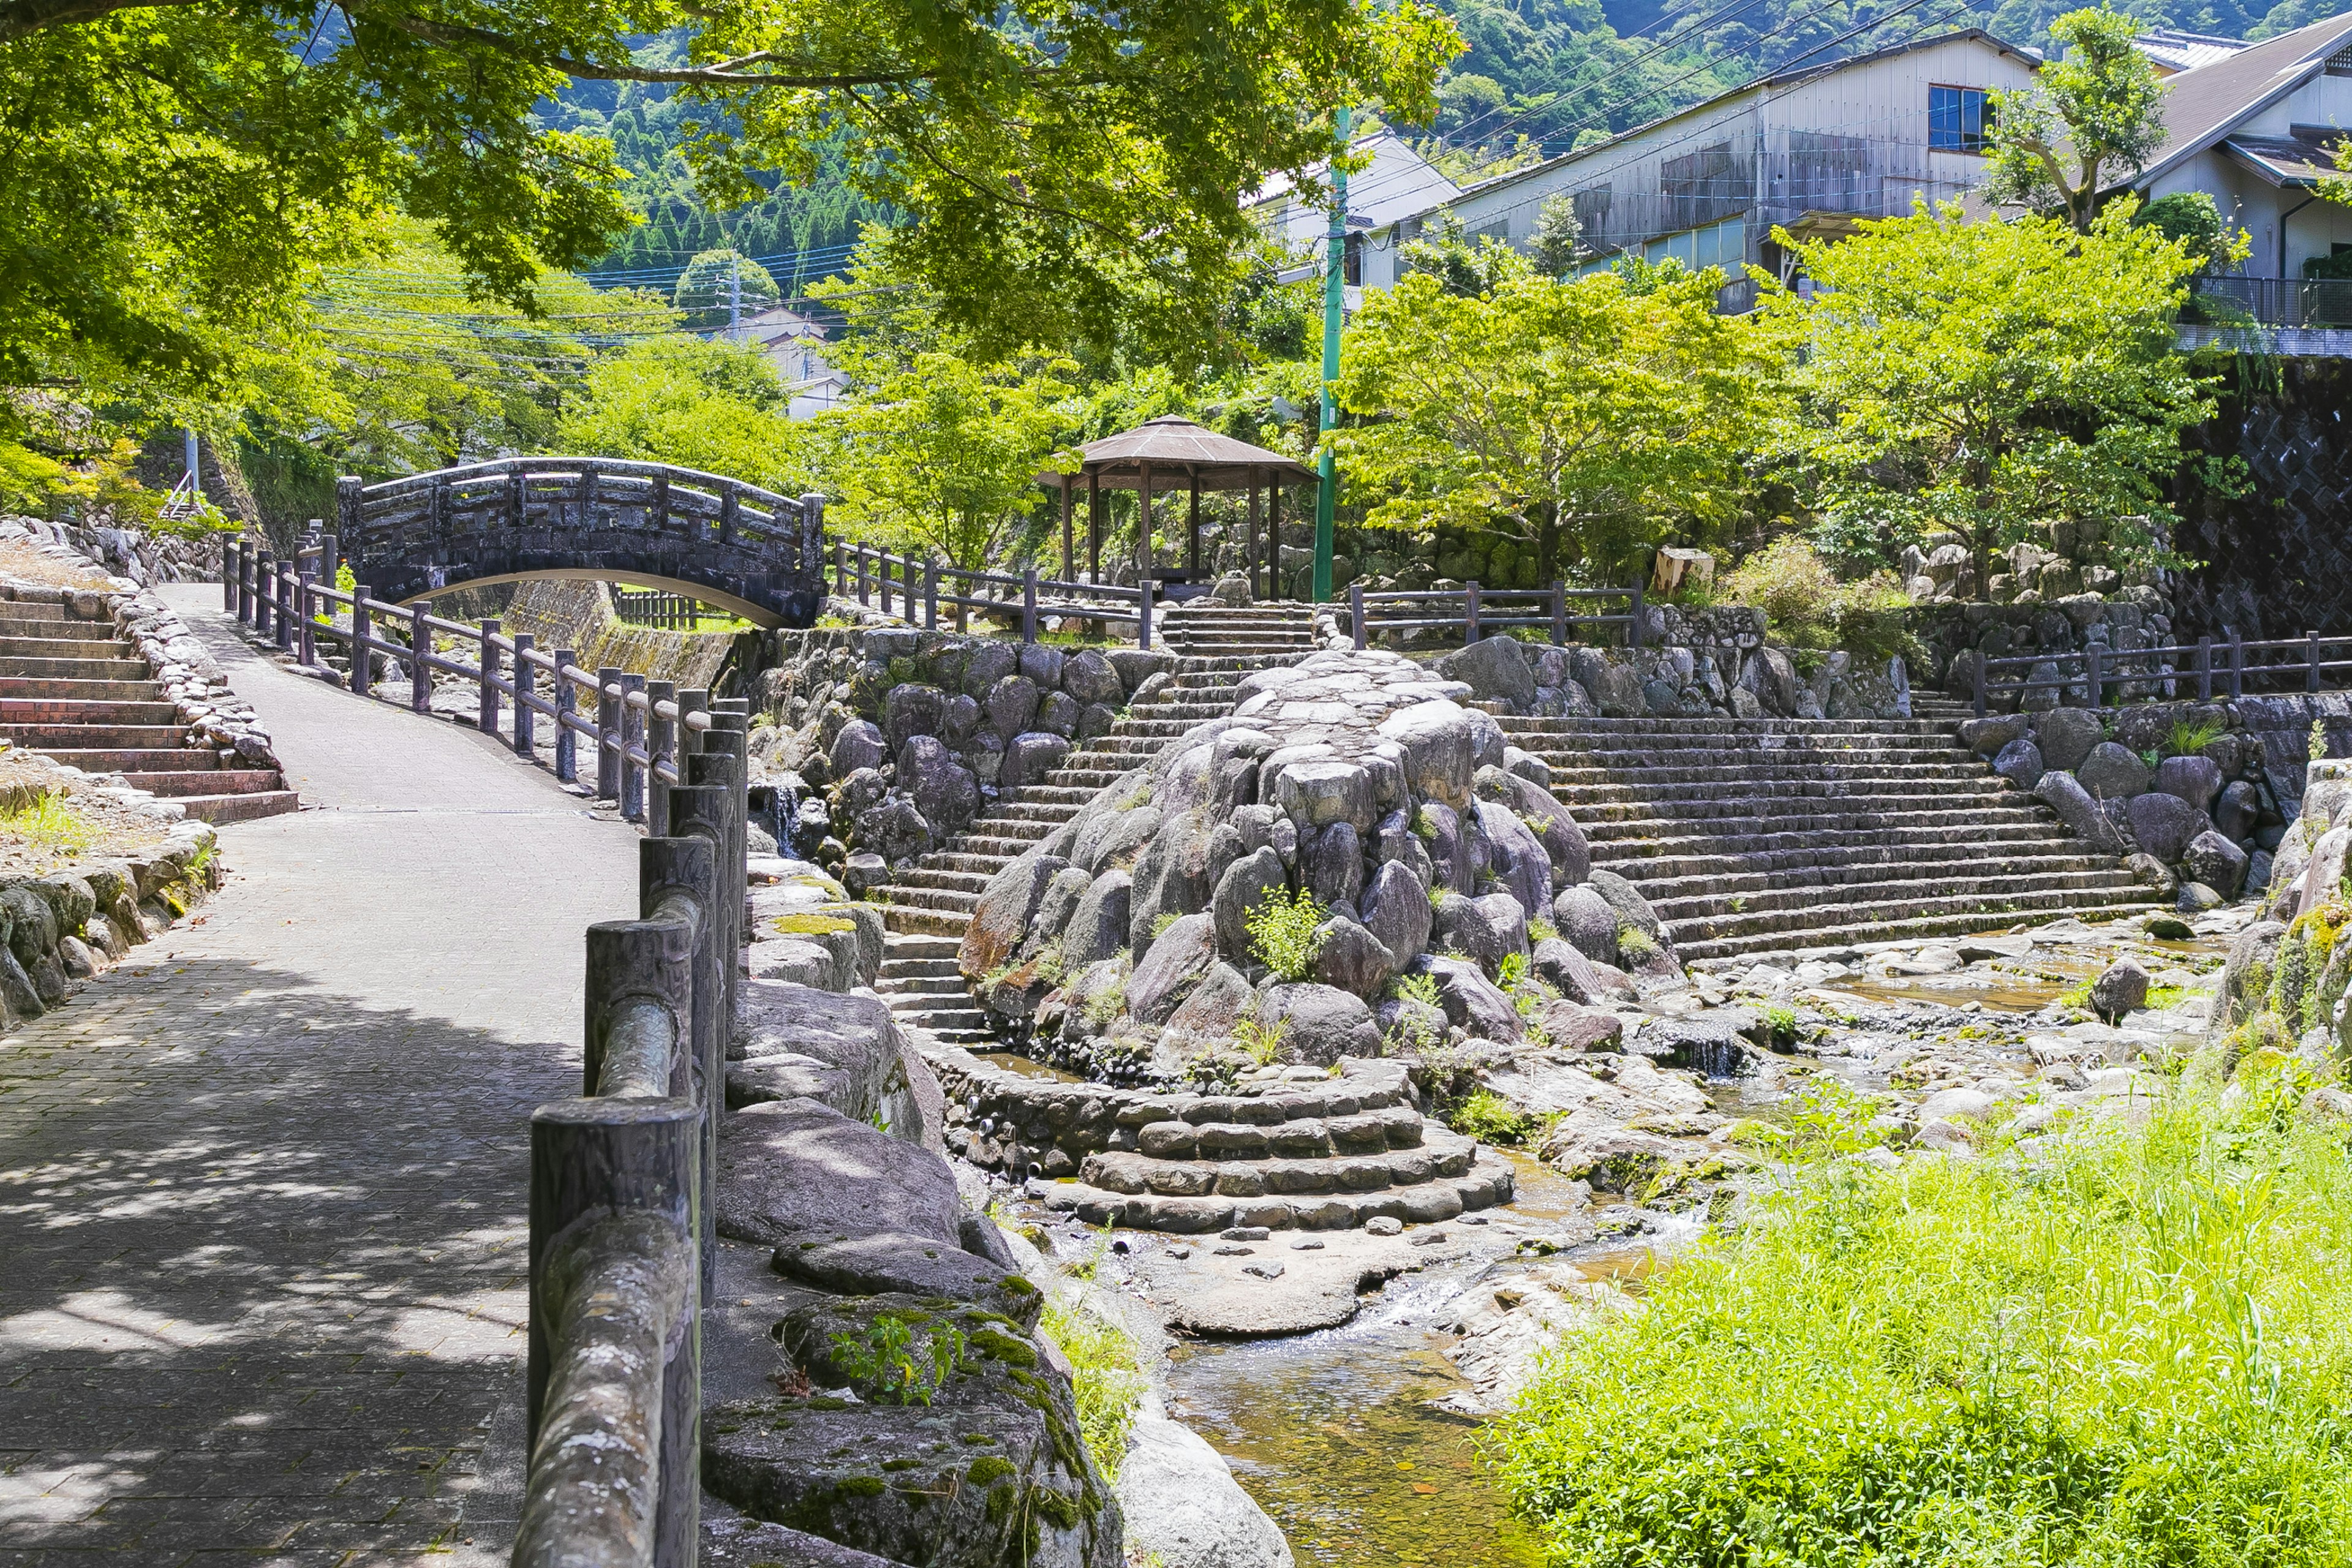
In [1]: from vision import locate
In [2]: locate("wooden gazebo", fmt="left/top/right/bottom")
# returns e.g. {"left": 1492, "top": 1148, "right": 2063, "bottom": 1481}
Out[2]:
{"left": 1040, "top": 416, "right": 1315, "bottom": 600}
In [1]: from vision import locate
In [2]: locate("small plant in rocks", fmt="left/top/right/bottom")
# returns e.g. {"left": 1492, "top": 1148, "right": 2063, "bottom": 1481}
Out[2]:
{"left": 1616, "top": 925, "right": 1660, "bottom": 962}
{"left": 1245, "top": 886, "right": 1327, "bottom": 981}
{"left": 1392, "top": 971, "right": 1442, "bottom": 1009}
{"left": 828, "top": 1315, "right": 967, "bottom": 1407}
{"left": 1232, "top": 1015, "right": 1289, "bottom": 1067}
{"left": 1447, "top": 1087, "right": 1537, "bottom": 1145}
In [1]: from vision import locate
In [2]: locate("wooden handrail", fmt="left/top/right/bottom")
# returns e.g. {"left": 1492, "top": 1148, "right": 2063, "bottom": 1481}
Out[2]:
{"left": 831, "top": 539, "right": 1156, "bottom": 647}
{"left": 1349, "top": 578, "right": 1644, "bottom": 652}
{"left": 1970, "top": 624, "right": 2352, "bottom": 716}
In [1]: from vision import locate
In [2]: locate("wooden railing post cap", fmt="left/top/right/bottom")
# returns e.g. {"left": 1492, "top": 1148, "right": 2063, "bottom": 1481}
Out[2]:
{"left": 529, "top": 1094, "right": 700, "bottom": 1133}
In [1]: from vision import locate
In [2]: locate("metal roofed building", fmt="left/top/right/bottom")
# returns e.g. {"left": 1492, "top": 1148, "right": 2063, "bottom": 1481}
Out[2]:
{"left": 1355, "top": 29, "right": 2042, "bottom": 308}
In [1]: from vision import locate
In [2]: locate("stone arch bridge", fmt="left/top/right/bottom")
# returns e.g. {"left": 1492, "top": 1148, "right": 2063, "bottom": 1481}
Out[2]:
{"left": 337, "top": 456, "right": 828, "bottom": 628}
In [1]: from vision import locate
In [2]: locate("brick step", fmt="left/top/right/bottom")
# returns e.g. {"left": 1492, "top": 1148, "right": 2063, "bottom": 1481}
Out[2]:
{"left": 0, "top": 696, "right": 179, "bottom": 724}
{"left": 0, "top": 619, "right": 126, "bottom": 644}
{"left": 0, "top": 656, "right": 154, "bottom": 681}
{"left": 1677, "top": 891, "right": 2163, "bottom": 962}
{"left": 33, "top": 747, "right": 225, "bottom": 772}
{"left": 174, "top": 790, "right": 302, "bottom": 824}
{"left": 117, "top": 768, "right": 285, "bottom": 798}
{"left": 0, "top": 723, "right": 190, "bottom": 748}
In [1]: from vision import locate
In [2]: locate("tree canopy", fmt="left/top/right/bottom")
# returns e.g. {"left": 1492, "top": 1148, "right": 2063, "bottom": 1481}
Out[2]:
{"left": 1983, "top": 7, "right": 2169, "bottom": 232}
{"left": 1762, "top": 201, "right": 2215, "bottom": 582}
{"left": 1327, "top": 249, "right": 1782, "bottom": 581}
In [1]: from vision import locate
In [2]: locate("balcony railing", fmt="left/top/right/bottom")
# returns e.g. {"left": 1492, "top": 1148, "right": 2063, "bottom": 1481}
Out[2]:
{"left": 2184, "top": 276, "right": 2352, "bottom": 330}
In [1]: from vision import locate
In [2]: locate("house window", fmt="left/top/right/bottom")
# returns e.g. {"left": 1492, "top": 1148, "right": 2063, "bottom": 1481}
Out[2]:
{"left": 1929, "top": 85, "right": 1990, "bottom": 153}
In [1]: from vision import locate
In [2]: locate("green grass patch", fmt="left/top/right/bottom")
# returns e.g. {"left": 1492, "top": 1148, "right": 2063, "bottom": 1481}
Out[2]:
{"left": 1487, "top": 1076, "right": 2352, "bottom": 1567}
{"left": 0, "top": 791, "right": 96, "bottom": 855}
{"left": 1447, "top": 1087, "right": 1539, "bottom": 1145}
{"left": 1041, "top": 1294, "right": 1144, "bottom": 1483}
{"left": 771, "top": 911, "right": 856, "bottom": 937}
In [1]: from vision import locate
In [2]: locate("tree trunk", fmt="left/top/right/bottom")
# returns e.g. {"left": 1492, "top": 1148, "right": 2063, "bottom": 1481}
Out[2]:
{"left": 1537, "top": 500, "right": 1559, "bottom": 582}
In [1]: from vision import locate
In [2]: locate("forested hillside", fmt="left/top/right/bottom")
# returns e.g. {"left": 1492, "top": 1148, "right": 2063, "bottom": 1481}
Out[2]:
{"left": 557, "top": 0, "right": 2343, "bottom": 292}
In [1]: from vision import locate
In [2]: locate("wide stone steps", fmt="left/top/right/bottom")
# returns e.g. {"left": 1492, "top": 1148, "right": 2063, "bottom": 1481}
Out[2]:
{"left": 1678, "top": 886, "right": 2158, "bottom": 961}
{"left": 0, "top": 616, "right": 300, "bottom": 823}
{"left": 1500, "top": 706, "right": 2160, "bottom": 960}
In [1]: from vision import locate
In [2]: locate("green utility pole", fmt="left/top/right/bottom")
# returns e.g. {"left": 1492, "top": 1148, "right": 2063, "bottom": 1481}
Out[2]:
{"left": 1313, "top": 104, "right": 1352, "bottom": 605}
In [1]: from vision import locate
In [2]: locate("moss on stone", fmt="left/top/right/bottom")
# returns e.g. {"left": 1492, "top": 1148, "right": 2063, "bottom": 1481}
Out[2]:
{"left": 802, "top": 1396, "right": 851, "bottom": 1411}
{"left": 970, "top": 1328, "right": 1038, "bottom": 1368}
{"left": 882, "top": 1458, "right": 925, "bottom": 1472}
{"left": 986, "top": 1481, "right": 1019, "bottom": 1524}
{"left": 967, "top": 1455, "right": 1018, "bottom": 1485}
{"left": 835, "top": 1475, "right": 888, "bottom": 1499}
{"left": 1032, "top": 1485, "right": 1083, "bottom": 1529}
{"left": 961, "top": 1432, "right": 998, "bottom": 1445}
{"left": 771, "top": 911, "right": 856, "bottom": 937}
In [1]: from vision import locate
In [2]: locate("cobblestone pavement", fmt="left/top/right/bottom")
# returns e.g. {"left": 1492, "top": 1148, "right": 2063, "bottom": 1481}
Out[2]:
{"left": 0, "top": 586, "right": 642, "bottom": 1565}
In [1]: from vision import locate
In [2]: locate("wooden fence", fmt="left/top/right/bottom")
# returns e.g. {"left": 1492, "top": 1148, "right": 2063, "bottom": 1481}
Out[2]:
{"left": 835, "top": 540, "right": 1154, "bottom": 647}
{"left": 1973, "top": 627, "right": 2352, "bottom": 717}
{"left": 228, "top": 533, "right": 750, "bottom": 1562}
{"left": 612, "top": 587, "right": 712, "bottom": 630}
{"left": 232, "top": 536, "right": 737, "bottom": 824}
{"left": 1349, "top": 579, "right": 1645, "bottom": 650}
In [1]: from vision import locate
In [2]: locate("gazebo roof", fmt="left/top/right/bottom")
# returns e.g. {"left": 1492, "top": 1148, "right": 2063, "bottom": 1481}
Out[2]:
{"left": 1041, "top": 415, "right": 1314, "bottom": 492}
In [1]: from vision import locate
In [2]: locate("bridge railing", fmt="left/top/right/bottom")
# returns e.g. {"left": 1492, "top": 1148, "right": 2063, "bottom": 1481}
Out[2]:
{"left": 228, "top": 538, "right": 742, "bottom": 827}
{"left": 613, "top": 587, "right": 711, "bottom": 630}
{"left": 338, "top": 455, "right": 821, "bottom": 561}
{"left": 835, "top": 540, "right": 1155, "bottom": 649}
{"left": 227, "top": 539, "right": 747, "bottom": 1566}
{"left": 1348, "top": 580, "right": 1645, "bottom": 651}
{"left": 1973, "top": 627, "right": 2352, "bottom": 715}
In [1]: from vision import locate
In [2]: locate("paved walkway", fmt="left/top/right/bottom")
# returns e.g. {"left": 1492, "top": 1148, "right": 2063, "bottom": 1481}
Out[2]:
{"left": 0, "top": 585, "right": 642, "bottom": 1565}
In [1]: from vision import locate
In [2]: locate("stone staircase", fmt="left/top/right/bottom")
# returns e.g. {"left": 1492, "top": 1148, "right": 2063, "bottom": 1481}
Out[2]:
{"left": 1499, "top": 710, "right": 2160, "bottom": 965}
{"left": 871, "top": 655, "right": 1300, "bottom": 1046}
{"left": 1155, "top": 599, "right": 1320, "bottom": 658}
{"left": 0, "top": 601, "right": 297, "bottom": 823}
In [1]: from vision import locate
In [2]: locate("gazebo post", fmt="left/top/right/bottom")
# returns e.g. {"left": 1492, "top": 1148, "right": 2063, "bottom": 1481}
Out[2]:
{"left": 1268, "top": 484, "right": 1283, "bottom": 601}
{"left": 1139, "top": 461, "right": 1153, "bottom": 584}
{"left": 1248, "top": 478, "right": 1262, "bottom": 602}
{"left": 1058, "top": 480, "right": 1073, "bottom": 582}
{"left": 1187, "top": 475, "right": 1201, "bottom": 580}
{"left": 1087, "top": 469, "right": 1102, "bottom": 582}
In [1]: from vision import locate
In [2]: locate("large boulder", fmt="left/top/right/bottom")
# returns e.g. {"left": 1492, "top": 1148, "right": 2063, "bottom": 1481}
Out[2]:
{"left": 2184, "top": 829, "right": 2248, "bottom": 898}
{"left": 1433, "top": 636, "right": 1537, "bottom": 710}
{"left": 1438, "top": 891, "right": 1530, "bottom": 973}
{"left": 882, "top": 682, "right": 944, "bottom": 751}
{"left": 2125, "top": 790, "right": 2212, "bottom": 864}
{"left": 1958, "top": 714, "right": 2030, "bottom": 759}
{"left": 1474, "top": 799, "right": 1553, "bottom": 917}
{"left": 1359, "top": 859, "right": 1434, "bottom": 971}
{"left": 1992, "top": 737, "right": 2045, "bottom": 791}
{"left": 829, "top": 719, "right": 884, "bottom": 777}
{"left": 899, "top": 734, "right": 980, "bottom": 832}
{"left": 1373, "top": 701, "right": 1477, "bottom": 809}
{"left": 1117, "top": 1411, "right": 1295, "bottom": 1568}
{"left": 1301, "top": 821, "right": 1365, "bottom": 911}
{"left": 1128, "top": 913, "right": 1219, "bottom": 1025}
{"left": 1474, "top": 766, "right": 1590, "bottom": 884}
{"left": 732, "top": 981, "right": 906, "bottom": 1121}
{"left": 2089, "top": 956, "right": 2150, "bottom": 1022}
{"left": 2204, "top": 919, "right": 2285, "bottom": 1046}
{"left": 1129, "top": 807, "right": 1220, "bottom": 952}
{"left": 1413, "top": 955, "right": 1523, "bottom": 1044}
{"left": 1551, "top": 884, "right": 1620, "bottom": 967}
{"left": 1063, "top": 649, "right": 1123, "bottom": 706}
{"left": 2215, "top": 779, "right": 2260, "bottom": 842}
{"left": 2030, "top": 771, "right": 2126, "bottom": 856}
{"left": 1160, "top": 962, "right": 1257, "bottom": 1058}
{"left": 1311, "top": 914, "right": 1396, "bottom": 998}
{"left": 1256, "top": 982, "right": 1383, "bottom": 1063}
{"left": 1531, "top": 937, "right": 1611, "bottom": 1005}
{"left": 960, "top": 850, "right": 1068, "bottom": 984}
{"left": 2076, "top": 742, "right": 2151, "bottom": 801}
{"left": 1002, "top": 731, "right": 1073, "bottom": 788}
{"left": 2154, "top": 753, "right": 2224, "bottom": 815}
{"left": 2034, "top": 707, "right": 2106, "bottom": 772}
{"left": 1063, "top": 871, "right": 1133, "bottom": 968}
{"left": 1585, "top": 869, "right": 1665, "bottom": 944}
{"left": 1212, "top": 846, "right": 1289, "bottom": 961}
{"left": 717, "top": 1096, "right": 963, "bottom": 1248}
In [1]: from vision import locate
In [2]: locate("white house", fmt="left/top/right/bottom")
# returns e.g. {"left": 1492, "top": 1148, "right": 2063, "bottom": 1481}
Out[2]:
{"left": 1358, "top": 30, "right": 2043, "bottom": 306}
{"left": 1251, "top": 128, "right": 1461, "bottom": 297}
{"left": 2121, "top": 10, "right": 2352, "bottom": 341}
{"left": 714, "top": 303, "right": 852, "bottom": 419}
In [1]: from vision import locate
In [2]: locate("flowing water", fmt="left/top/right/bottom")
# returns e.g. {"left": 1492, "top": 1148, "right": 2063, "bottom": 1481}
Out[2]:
{"left": 1158, "top": 1157, "right": 1632, "bottom": 1568}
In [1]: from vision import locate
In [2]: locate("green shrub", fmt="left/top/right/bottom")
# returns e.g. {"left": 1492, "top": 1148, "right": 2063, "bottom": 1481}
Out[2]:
{"left": 0, "top": 791, "right": 96, "bottom": 855}
{"left": 1391, "top": 971, "right": 1442, "bottom": 1009}
{"left": 1245, "top": 887, "right": 1327, "bottom": 981}
{"left": 1717, "top": 537, "right": 1913, "bottom": 669}
{"left": 2168, "top": 717, "right": 2225, "bottom": 756}
{"left": 2313, "top": 718, "right": 2329, "bottom": 761}
{"left": 828, "top": 1316, "right": 966, "bottom": 1407}
{"left": 1148, "top": 911, "right": 1181, "bottom": 941}
{"left": 1497, "top": 951, "right": 1530, "bottom": 990}
{"left": 1041, "top": 1294, "right": 1144, "bottom": 1484}
{"left": 1488, "top": 1087, "right": 2352, "bottom": 1568}
{"left": 1447, "top": 1087, "right": 1537, "bottom": 1145}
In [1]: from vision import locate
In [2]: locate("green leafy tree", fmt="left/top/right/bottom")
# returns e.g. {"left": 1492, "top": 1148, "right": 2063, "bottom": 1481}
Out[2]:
{"left": 813, "top": 353, "right": 1079, "bottom": 569}
{"left": 1983, "top": 7, "right": 2169, "bottom": 233}
{"left": 1763, "top": 202, "right": 2215, "bottom": 592}
{"left": 1329, "top": 248, "right": 1783, "bottom": 581}
{"left": 2130, "top": 190, "right": 2248, "bottom": 273}
{"left": 559, "top": 336, "right": 807, "bottom": 491}
{"left": 1529, "top": 193, "right": 1584, "bottom": 275}
{"left": 0, "top": 0, "right": 1455, "bottom": 428}
{"left": 673, "top": 249, "right": 782, "bottom": 333}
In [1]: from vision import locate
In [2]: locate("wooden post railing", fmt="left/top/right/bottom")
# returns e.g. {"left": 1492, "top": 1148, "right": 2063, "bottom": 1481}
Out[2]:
{"left": 1350, "top": 581, "right": 1642, "bottom": 651}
